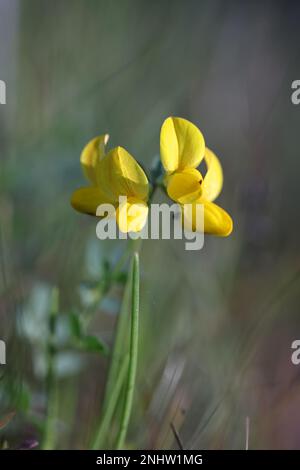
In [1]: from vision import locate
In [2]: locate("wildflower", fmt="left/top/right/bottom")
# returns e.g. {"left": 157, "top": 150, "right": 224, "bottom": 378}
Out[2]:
{"left": 71, "top": 135, "right": 149, "bottom": 232}
{"left": 160, "top": 117, "right": 233, "bottom": 236}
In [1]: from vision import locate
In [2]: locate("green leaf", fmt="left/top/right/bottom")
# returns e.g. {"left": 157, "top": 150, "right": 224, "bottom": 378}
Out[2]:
{"left": 113, "top": 271, "right": 128, "bottom": 285}
{"left": 69, "top": 313, "right": 82, "bottom": 339}
{"left": 79, "top": 335, "right": 108, "bottom": 356}
{"left": 69, "top": 313, "right": 108, "bottom": 357}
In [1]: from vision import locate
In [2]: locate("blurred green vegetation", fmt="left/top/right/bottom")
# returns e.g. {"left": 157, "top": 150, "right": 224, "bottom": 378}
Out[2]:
{"left": 1, "top": 0, "right": 300, "bottom": 450}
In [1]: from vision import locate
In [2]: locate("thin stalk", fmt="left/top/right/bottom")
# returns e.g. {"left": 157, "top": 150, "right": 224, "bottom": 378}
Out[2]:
{"left": 101, "top": 269, "right": 131, "bottom": 410}
{"left": 91, "top": 354, "right": 129, "bottom": 449}
{"left": 42, "top": 287, "right": 59, "bottom": 450}
{"left": 116, "top": 252, "right": 140, "bottom": 449}
{"left": 90, "top": 250, "right": 134, "bottom": 449}
{"left": 90, "top": 202, "right": 147, "bottom": 449}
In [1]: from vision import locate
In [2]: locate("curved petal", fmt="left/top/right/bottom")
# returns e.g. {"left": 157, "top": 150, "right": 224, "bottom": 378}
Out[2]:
{"left": 202, "top": 148, "right": 223, "bottom": 202}
{"left": 183, "top": 199, "right": 233, "bottom": 236}
{"left": 70, "top": 187, "right": 112, "bottom": 216}
{"left": 203, "top": 201, "right": 233, "bottom": 236}
{"left": 160, "top": 117, "right": 205, "bottom": 174}
{"left": 116, "top": 197, "right": 148, "bottom": 233}
{"left": 166, "top": 169, "right": 203, "bottom": 204}
{"left": 98, "top": 146, "right": 149, "bottom": 202}
{"left": 80, "top": 134, "right": 109, "bottom": 185}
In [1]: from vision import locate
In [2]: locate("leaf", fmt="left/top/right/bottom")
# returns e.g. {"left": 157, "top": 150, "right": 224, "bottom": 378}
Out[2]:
{"left": 113, "top": 271, "right": 128, "bottom": 285}
{"left": 79, "top": 335, "right": 109, "bottom": 356}
{"left": 69, "top": 313, "right": 82, "bottom": 339}
{"left": 69, "top": 313, "right": 108, "bottom": 356}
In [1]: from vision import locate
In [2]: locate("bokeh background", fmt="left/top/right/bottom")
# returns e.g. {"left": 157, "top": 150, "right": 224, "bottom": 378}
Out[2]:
{"left": 1, "top": 0, "right": 300, "bottom": 450}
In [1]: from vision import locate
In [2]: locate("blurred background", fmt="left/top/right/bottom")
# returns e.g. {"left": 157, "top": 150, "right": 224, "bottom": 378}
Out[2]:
{"left": 1, "top": 0, "right": 300, "bottom": 450}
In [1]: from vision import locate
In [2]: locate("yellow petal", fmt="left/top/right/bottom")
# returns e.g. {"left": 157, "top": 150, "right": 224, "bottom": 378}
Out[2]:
{"left": 116, "top": 197, "right": 148, "bottom": 233}
{"left": 98, "top": 146, "right": 149, "bottom": 202}
{"left": 165, "top": 169, "right": 203, "bottom": 204}
{"left": 70, "top": 187, "right": 112, "bottom": 216}
{"left": 160, "top": 117, "right": 205, "bottom": 173}
{"left": 183, "top": 199, "right": 233, "bottom": 236}
{"left": 202, "top": 148, "right": 223, "bottom": 202}
{"left": 80, "top": 134, "right": 109, "bottom": 185}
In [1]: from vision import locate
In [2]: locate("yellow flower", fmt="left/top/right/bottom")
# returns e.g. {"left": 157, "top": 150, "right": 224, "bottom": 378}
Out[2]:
{"left": 160, "top": 117, "right": 233, "bottom": 236}
{"left": 71, "top": 135, "right": 149, "bottom": 232}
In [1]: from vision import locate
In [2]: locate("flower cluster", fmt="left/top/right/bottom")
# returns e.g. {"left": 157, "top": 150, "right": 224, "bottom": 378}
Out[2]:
{"left": 71, "top": 117, "right": 233, "bottom": 236}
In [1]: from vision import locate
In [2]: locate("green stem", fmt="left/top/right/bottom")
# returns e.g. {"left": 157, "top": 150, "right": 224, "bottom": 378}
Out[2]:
{"left": 42, "top": 287, "right": 59, "bottom": 450}
{"left": 116, "top": 252, "right": 140, "bottom": 450}
{"left": 102, "top": 275, "right": 131, "bottom": 408}
{"left": 91, "top": 354, "right": 129, "bottom": 449}
{"left": 90, "top": 247, "right": 136, "bottom": 449}
{"left": 90, "top": 211, "right": 145, "bottom": 448}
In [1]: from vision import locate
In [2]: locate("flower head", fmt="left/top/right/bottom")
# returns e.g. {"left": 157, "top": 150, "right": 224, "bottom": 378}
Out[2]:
{"left": 160, "top": 117, "right": 233, "bottom": 236}
{"left": 71, "top": 135, "right": 149, "bottom": 232}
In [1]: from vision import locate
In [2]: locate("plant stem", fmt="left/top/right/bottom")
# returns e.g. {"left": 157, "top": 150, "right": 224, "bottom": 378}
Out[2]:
{"left": 90, "top": 247, "right": 135, "bottom": 449}
{"left": 90, "top": 226, "right": 144, "bottom": 448}
{"left": 42, "top": 287, "right": 59, "bottom": 450}
{"left": 91, "top": 354, "right": 129, "bottom": 449}
{"left": 102, "top": 269, "right": 132, "bottom": 402}
{"left": 115, "top": 252, "right": 140, "bottom": 449}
